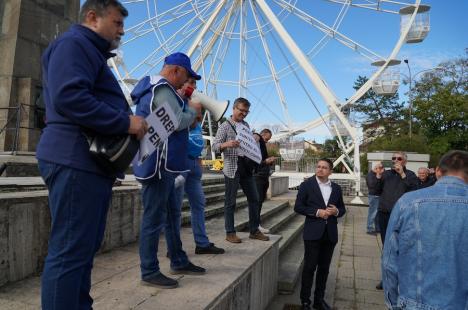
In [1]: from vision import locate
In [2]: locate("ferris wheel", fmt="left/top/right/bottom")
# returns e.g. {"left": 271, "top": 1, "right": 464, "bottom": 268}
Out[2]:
{"left": 111, "top": 0, "right": 431, "bottom": 196}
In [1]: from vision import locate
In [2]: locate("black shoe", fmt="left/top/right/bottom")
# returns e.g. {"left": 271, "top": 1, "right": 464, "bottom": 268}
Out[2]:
{"left": 301, "top": 302, "right": 312, "bottom": 310}
{"left": 313, "top": 300, "right": 331, "bottom": 310}
{"left": 195, "top": 243, "right": 225, "bottom": 254}
{"left": 141, "top": 273, "right": 178, "bottom": 289}
{"left": 376, "top": 281, "right": 383, "bottom": 290}
{"left": 170, "top": 262, "right": 206, "bottom": 275}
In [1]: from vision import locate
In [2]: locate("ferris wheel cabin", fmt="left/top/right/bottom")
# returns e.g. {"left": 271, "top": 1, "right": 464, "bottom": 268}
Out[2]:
{"left": 371, "top": 59, "right": 402, "bottom": 96}
{"left": 399, "top": 4, "right": 431, "bottom": 44}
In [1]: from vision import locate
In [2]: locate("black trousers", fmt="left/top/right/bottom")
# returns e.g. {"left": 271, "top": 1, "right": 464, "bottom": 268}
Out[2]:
{"left": 300, "top": 228, "right": 336, "bottom": 305}
{"left": 377, "top": 211, "right": 391, "bottom": 246}
{"left": 254, "top": 175, "right": 269, "bottom": 218}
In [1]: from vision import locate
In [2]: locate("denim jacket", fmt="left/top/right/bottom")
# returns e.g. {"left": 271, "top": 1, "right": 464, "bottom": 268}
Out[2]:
{"left": 382, "top": 176, "right": 468, "bottom": 310}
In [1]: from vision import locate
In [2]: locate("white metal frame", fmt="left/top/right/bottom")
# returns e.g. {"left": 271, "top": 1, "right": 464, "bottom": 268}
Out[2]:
{"left": 112, "top": 0, "right": 426, "bottom": 197}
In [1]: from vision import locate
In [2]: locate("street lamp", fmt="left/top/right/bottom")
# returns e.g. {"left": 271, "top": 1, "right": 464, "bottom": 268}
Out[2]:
{"left": 402, "top": 59, "right": 443, "bottom": 140}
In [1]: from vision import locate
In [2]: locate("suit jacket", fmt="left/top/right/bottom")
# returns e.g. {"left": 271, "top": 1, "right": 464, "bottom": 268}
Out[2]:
{"left": 294, "top": 176, "right": 346, "bottom": 243}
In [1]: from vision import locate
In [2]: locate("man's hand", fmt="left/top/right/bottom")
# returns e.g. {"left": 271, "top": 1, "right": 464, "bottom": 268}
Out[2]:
{"left": 373, "top": 165, "right": 384, "bottom": 179}
{"left": 189, "top": 101, "right": 203, "bottom": 128}
{"left": 326, "top": 204, "right": 339, "bottom": 216}
{"left": 317, "top": 209, "right": 329, "bottom": 220}
{"left": 222, "top": 140, "right": 240, "bottom": 149}
{"left": 393, "top": 163, "right": 406, "bottom": 178}
{"left": 128, "top": 115, "right": 148, "bottom": 140}
{"left": 265, "top": 156, "right": 276, "bottom": 165}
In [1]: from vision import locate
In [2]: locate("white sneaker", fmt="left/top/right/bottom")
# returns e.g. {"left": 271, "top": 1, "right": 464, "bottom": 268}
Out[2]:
{"left": 258, "top": 225, "right": 270, "bottom": 234}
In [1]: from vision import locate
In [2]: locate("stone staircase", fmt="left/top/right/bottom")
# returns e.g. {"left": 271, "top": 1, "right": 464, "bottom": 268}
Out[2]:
{"left": 0, "top": 173, "right": 304, "bottom": 309}
{"left": 179, "top": 175, "right": 305, "bottom": 295}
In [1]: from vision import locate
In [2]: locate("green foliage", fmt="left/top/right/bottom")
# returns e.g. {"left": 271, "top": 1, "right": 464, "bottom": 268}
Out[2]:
{"left": 352, "top": 75, "right": 405, "bottom": 136}
{"left": 358, "top": 52, "right": 467, "bottom": 167}
{"left": 366, "top": 134, "right": 430, "bottom": 154}
{"left": 412, "top": 52, "right": 468, "bottom": 155}
{"left": 321, "top": 137, "right": 342, "bottom": 158}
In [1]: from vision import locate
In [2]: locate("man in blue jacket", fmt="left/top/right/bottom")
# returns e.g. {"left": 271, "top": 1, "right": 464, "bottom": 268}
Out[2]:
{"left": 295, "top": 158, "right": 346, "bottom": 310}
{"left": 36, "top": 1, "right": 148, "bottom": 309}
{"left": 382, "top": 150, "right": 468, "bottom": 309}
{"left": 132, "top": 52, "right": 204, "bottom": 289}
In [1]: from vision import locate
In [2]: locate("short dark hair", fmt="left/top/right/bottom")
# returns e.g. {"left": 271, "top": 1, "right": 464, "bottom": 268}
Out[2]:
{"left": 318, "top": 158, "right": 333, "bottom": 170}
{"left": 438, "top": 150, "right": 468, "bottom": 178}
{"left": 260, "top": 128, "right": 272, "bottom": 135}
{"left": 233, "top": 97, "right": 251, "bottom": 109}
{"left": 80, "top": 0, "right": 128, "bottom": 23}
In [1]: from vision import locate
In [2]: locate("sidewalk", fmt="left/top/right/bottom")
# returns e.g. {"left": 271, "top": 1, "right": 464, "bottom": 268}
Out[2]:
{"left": 271, "top": 205, "right": 386, "bottom": 310}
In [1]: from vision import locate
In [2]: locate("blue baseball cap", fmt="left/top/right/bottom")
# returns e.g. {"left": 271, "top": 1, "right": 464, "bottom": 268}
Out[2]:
{"left": 164, "top": 52, "right": 201, "bottom": 80}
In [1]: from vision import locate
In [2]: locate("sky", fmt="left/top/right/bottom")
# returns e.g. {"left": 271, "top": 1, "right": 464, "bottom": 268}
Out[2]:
{"left": 82, "top": 0, "right": 467, "bottom": 143}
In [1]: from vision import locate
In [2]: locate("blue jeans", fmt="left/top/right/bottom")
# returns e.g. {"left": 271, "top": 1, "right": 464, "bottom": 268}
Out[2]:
{"left": 139, "top": 169, "right": 190, "bottom": 280}
{"left": 224, "top": 171, "right": 260, "bottom": 234}
{"left": 367, "top": 195, "right": 380, "bottom": 233}
{"left": 174, "top": 158, "right": 210, "bottom": 247}
{"left": 38, "top": 160, "right": 113, "bottom": 310}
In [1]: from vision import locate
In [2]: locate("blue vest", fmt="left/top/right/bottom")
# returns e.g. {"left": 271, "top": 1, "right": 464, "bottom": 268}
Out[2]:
{"left": 131, "top": 76, "right": 189, "bottom": 180}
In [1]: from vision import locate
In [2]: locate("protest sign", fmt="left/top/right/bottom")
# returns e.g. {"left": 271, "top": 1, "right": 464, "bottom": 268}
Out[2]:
{"left": 236, "top": 123, "right": 262, "bottom": 164}
{"left": 137, "top": 101, "right": 179, "bottom": 164}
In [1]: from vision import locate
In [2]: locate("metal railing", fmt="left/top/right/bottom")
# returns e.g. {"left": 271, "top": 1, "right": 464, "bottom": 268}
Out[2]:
{"left": 0, "top": 103, "right": 44, "bottom": 154}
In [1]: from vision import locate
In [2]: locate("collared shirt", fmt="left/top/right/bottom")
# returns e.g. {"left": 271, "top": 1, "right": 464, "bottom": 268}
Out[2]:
{"left": 316, "top": 176, "right": 332, "bottom": 206}
{"left": 212, "top": 118, "right": 250, "bottom": 178}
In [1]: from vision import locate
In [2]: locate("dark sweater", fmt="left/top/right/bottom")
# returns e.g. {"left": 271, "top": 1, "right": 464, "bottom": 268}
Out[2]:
{"left": 374, "top": 168, "right": 418, "bottom": 213}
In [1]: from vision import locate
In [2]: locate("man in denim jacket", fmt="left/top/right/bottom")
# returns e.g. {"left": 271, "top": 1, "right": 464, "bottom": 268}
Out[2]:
{"left": 382, "top": 150, "right": 468, "bottom": 310}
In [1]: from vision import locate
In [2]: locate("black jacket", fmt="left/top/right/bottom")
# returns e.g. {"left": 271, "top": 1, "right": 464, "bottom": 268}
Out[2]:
{"left": 416, "top": 176, "right": 436, "bottom": 189}
{"left": 253, "top": 134, "right": 270, "bottom": 177}
{"left": 294, "top": 176, "right": 346, "bottom": 243}
{"left": 373, "top": 167, "right": 418, "bottom": 213}
{"left": 366, "top": 171, "right": 380, "bottom": 195}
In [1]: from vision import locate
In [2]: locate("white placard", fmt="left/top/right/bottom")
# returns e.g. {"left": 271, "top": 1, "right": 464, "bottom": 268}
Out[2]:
{"left": 137, "top": 101, "right": 179, "bottom": 164}
{"left": 236, "top": 123, "right": 262, "bottom": 164}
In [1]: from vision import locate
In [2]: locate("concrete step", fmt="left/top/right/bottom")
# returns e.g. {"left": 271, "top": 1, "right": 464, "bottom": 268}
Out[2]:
{"left": 277, "top": 232, "right": 304, "bottom": 294}
{"left": 260, "top": 204, "right": 296, "bottom": 234}
{"left": 277, "top": 215, "right": 304, "bottom": 253}
{"left": 181, "top": 197, "right": 249, "bottom": 226}
{"left": 181, "top": 189, "right": 245, "bottom": 211}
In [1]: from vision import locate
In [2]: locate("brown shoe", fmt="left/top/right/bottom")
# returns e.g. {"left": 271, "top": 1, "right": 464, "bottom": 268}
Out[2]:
{"left": 249, "top": 230, "right": 270, "bottom": 241}
{"left": 226, "top": 233, "right": 242, "bottom": 243}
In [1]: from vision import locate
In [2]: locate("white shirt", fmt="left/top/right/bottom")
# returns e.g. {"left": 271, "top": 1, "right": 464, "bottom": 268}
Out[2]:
{"left": 316, "top": 176, "right": 332, "bottom": 206}
{"left": 315, "top": 176, "right": 338, "bottom": 217}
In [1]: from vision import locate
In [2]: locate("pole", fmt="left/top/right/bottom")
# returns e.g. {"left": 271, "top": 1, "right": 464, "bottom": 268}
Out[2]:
{"left": 404, "top": 59, "right": 412, "bottom": 140}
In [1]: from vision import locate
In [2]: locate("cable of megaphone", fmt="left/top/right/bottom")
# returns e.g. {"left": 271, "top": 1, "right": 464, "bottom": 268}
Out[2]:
{"left": 190, "top": 90, "right": 229, "bottom": 122}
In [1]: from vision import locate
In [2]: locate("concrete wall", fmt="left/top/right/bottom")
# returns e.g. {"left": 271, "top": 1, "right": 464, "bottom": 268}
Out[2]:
{"left": 0, "top": 0, "right": 80, "bottom": 152}
{"left": 268, "top": 176, "right": 289, "bottom": 198}
{"left": 0, "top": 186, "right": 142, "bottom": 287}
{"left": 209, "top": 243, "right": 279, "bottom": 310}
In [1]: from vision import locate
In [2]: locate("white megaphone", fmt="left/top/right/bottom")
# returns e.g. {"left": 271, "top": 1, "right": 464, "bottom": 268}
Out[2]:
{"left": 190, "top": 90, "right": 229, "bottom": 122}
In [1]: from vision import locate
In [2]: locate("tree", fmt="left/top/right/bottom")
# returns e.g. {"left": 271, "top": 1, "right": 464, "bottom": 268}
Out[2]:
{"left": 412, "top": 51, "right": 468, "bottom": 161}
{"left": 351, "top": 75, "right": 406, "bottom": 136}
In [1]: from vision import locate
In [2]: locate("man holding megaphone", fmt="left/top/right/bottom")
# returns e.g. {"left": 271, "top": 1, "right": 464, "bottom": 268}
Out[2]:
{"left": 131, "top": 52, "right": 206, "bottom": 289}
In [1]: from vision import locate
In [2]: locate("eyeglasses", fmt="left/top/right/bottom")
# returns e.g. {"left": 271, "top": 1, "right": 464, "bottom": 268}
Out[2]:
{"left": 392, "top": 156, "right": 404, "bottom": 161}
{"left": 236, "top": 107, "right": 250, "bottom": 114}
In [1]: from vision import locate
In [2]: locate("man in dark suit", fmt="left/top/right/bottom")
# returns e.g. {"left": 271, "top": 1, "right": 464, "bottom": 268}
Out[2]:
{"left": 295, "top": 158, "right": 346, "bottom": 310}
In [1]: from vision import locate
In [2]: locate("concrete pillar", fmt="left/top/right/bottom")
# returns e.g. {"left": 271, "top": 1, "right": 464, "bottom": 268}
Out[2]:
{"left": 0, "top": 0, "right": 80, "bottom": 152}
